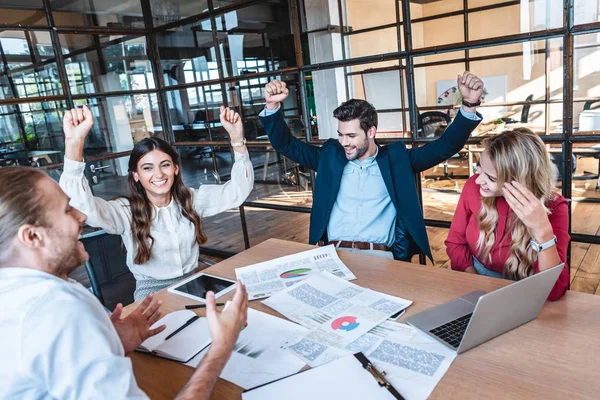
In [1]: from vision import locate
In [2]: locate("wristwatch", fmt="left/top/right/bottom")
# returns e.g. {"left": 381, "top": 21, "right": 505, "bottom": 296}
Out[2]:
{"left": 462, "top": 99, "right": 482, "bottom": 107}
{"left": 230, "top": 138, "right": 246, "bottom": 147}
{"left": 530, "top": 235, "right": 557, "bottom": 252}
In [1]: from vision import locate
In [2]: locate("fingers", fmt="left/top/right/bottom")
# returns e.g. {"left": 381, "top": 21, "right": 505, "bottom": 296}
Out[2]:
{"left": 70, "top": 109, "right": 79, "bottom": 126}
{"left": 76, "top": 107, "right": 84, "bottom": 123}
{"left": 138, "top": 293, "right": 154, "bottom": 313}
{"left": 148, "top": 308, "right": 163, "bottom": 326}
{"left": 144, "top": 299, "right": 163, "bottom": 324}
{"left": 205, "top": 290, "right": 219, "bottom": 326}
{"left": 502, "top": 182, "right": 529, "bottom": 208}
{"left": 110, "top": 303, "right": 123, "bottom": 322}
{"left": 63, "top": 109, "right": 73, "bottom": 125}
{"left": 82, "top": 104, "right": 93, "bottom": 120}
{"left": 149, "top": 324, "right": 167, "bottom": 337}
{"left": 458, "top": 71, "right": 483, "bottom": 90}
{"left": 511, "top": 181, "right": 538, "bottom": 203}
{"left": 219, "top": 106, "right": 241, "bottom": 125}
{"left": 265, "top": 79, "right": 287, "bottom": 96}
{"left": 230, "top": 281, "right": 247, "bottom": 309}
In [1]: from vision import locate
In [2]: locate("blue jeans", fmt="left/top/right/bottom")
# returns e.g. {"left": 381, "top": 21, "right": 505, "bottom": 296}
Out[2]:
{"left": 472, "top": 256, "right": 505, "bottom": 279}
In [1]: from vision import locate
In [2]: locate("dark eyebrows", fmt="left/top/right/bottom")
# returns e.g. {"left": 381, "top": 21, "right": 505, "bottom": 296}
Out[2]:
{"left": 337, "top": 131, "right": 357, "bottom": 136}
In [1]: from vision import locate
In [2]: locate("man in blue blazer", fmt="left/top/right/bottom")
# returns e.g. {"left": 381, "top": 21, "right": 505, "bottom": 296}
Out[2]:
{"left": 259, "top": 72, "right": 483, "bottom": 262}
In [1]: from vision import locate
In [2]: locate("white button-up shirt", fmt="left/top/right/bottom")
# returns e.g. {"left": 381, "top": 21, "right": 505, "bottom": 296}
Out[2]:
{"left": 0, "top": 267, "right": 147, "bottom": 400}
{"left": 59, "top": 150, "right": 254, "bottom": 280}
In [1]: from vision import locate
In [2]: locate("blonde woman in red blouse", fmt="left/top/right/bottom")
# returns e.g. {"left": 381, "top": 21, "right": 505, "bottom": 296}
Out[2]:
{"left": 445, "top": 128, "right": 569, "bottom": 300}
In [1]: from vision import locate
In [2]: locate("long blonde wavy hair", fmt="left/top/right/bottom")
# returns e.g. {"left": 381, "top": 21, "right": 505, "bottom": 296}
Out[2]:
{"left": 476, "top": 128, "right": 557, "bottom": 280}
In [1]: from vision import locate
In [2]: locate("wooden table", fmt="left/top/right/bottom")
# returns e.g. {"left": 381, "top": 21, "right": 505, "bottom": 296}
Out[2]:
{"left": 126, "top": 239, "right": 600, "bottom": 399}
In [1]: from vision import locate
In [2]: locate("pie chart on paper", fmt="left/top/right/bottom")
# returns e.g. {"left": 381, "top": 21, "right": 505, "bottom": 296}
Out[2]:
{"left": 331, "top": 316, "right": 360, "bottom": 332}
{"left": 280, "top": 268, "right": 312, "bottom": 279}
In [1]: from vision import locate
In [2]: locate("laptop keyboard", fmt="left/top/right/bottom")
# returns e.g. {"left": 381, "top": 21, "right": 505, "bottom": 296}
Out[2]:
{"left": 429, "top": 313, "right": 473, "bottom": 348}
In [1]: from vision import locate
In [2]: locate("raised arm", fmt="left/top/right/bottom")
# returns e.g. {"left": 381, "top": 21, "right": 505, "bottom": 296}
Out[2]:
{"left": 259, "top": 79, "right": 321, "bottom": 171}
{"left": 408, "top": 72, "right": 483, "bottom": 173}
{"left": 59, "top": 106, "right": 131, "bottom": 234}
{"left": 191, "top": 106, "right": 254, "bottom": 218}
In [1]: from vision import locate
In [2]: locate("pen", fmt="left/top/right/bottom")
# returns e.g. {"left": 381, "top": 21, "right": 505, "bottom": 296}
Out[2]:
{"left": 165, "top": 315, "right": 199, "bottom": 340}
{"left": 185, "top": 303, "right": 225, "bottom": 309}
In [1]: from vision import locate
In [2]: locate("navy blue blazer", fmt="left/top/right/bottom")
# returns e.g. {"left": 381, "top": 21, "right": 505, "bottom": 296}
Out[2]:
{"left": 259, "top": 109, "right": 481, "bottom": 261}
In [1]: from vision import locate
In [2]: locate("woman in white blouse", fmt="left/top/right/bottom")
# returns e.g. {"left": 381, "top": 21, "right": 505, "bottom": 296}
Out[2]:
{"left": 60, "top": 105, "right": 254, "bottom": 301}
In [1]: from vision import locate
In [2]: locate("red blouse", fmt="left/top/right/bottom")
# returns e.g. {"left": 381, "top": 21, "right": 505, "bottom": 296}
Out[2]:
{"left": 445, "top": 175, "right": 570, "bottom": 301}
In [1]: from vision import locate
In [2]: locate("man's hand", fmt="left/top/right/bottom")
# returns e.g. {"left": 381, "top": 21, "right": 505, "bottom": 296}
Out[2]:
{"left": 457, "top": 71, "right": 484, "bottom": 112}
{"left": 264, "top": 79, "right": 288, "bottom": 111}
{"left": 219, "top": 106, "right": 244, "bottom": 143}
{"left": 63, "top": 105, "right": 94, "bottom": 142}
{"left": 205, "top": 281, "right": 248, "bottom": 355}
{"left": 110, "top": 294, "right": 166, "bottom": 354}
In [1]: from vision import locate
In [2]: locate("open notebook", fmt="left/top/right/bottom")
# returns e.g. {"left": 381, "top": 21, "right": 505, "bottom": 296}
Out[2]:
{"left": 138, "top": 310, "right": 211, "bottom": 363}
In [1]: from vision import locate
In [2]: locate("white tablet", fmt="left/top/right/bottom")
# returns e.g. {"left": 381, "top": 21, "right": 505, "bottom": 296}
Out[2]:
{"left": 168, "top": 273, "right": 236, "bottom": 302}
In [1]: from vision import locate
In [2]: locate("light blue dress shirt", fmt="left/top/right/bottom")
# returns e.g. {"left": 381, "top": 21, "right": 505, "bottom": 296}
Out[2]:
{"left": 260, "top": 106, "right": 480, "bottom": 246}
{"left": 328, "top": 147, "right": 397, "bottom": 246}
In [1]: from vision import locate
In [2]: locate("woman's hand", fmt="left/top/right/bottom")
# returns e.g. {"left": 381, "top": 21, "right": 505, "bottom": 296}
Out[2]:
{"left": 63, "top": 105, "right": 94, "bottom": 162}
{"left": 502, "top": 181, "right": 554, "bottom": 242}
{"left": 219, "top": 106, "right": 244, "bottom": 143}
{"left": 63, "top": 105, "right": 94, "bottom": 142}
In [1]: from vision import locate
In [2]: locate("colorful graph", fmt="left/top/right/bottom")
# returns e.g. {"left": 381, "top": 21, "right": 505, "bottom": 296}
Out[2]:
{"left": 280, "top": 268, "right": 312, "bottom": 279}
{"left": 331, "top": 316, "right": 360, "bottom": 332}
{"left": 234, "top": 339, "right": 265, "bottom": 359}
{"left": 305, "top": 311, "right": 332, "bottom": 325}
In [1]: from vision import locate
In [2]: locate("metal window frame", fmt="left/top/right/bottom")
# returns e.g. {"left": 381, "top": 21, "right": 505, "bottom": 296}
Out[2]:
{"left": 0, "top": 0, "right": 599, "bottom": 263}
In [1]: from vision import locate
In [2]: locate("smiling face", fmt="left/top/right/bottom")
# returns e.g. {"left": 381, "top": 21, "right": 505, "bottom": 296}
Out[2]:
{"left": 39, "top": 177, "right": 89, "bottom": 277}
{"left": 337, "top": 119, "right": 376, "bottom": 161}
{"left": 132, "top": 150, "right": 179, "bottom": 203}
{"left": 475, "top": 150, "right": 501, "bottom": 197}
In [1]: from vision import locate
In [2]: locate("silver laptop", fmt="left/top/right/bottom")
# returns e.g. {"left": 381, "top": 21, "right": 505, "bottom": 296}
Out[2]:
{"left": 406, "top": 263, "right": 565, "bottom": 354}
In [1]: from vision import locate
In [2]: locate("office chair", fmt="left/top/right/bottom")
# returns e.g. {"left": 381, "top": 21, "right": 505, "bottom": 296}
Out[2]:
{"left": 583, "top": 100, "right": 600, "bottom": 111}
{"left": 417, "top": 111, "right": 451, "bottom": 139}
{"left": 502, "top": 94, "right": 534, "bottom": 124}
{"left": 418, "top": 111, "right": 458, "bottom": 179}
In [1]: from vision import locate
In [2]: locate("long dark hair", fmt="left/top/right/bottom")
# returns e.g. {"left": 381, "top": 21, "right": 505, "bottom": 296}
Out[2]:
{"left": 123, "top": 137, "right": 207, "bottom": 265}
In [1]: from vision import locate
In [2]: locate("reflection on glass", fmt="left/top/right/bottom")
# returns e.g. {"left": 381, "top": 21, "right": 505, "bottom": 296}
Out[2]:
{"left": 0, "top": 31, "right": 63, "bottom": 99}
{"left": 60, "top": 35, "right": 152, "bottom": 95}
{"left": 0, "top": 105, "right": 22, "bottom": 144}
{"left": 212, "top": 3, "right": 295, "bottom": 77}
{"left": 157, "top": 19, "right": 221, "bottom": 87}
{"left": 468, "top": 2, "right": 562, "bottom": 41}
{"left": 50, "top": 0, "right": 144, "bottom": 28}
{"left": 573, "top": 33, "right": 600, "bottom": 135}
{"left": 151, "top": 0, "right": 209, "bottom": 26}
{"left": 72, "top": 95, "right": 162, "bottom": 157}
{"left": 470, "top": 39, "right": 562, "bottom": 131}
{"left": 0, "top": 1, "right": 47, "bottom": 25}
{"left": 574, "top": 0, "right": 600, "bottom": 25}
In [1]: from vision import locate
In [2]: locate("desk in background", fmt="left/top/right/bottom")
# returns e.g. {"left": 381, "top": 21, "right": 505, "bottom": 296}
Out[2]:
{"left": 124, "top": 239, "right": 600, "bottom": 400}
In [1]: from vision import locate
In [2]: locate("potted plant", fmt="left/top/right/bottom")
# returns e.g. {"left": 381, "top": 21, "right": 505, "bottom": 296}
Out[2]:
{"left": 494, "top": 118, "right": 505, "bottom": 132}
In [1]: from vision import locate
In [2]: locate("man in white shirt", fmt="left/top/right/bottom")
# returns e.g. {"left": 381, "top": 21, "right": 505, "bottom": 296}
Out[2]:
{"left": 0, "top": 166, "right": 248, "bottom": 400}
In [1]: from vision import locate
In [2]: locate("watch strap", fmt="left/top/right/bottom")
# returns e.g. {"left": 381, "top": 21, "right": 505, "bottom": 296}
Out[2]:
{"left": 530, "top": 235, "right": 557, "bottom": 252}
{"left": 230, "top": 138, "right": 246, "bottom": 147}
{"left": 462, "top": 99, "right": 482, "bottom": 107}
